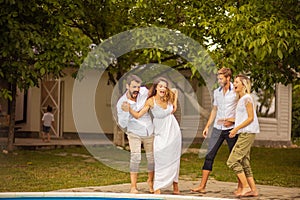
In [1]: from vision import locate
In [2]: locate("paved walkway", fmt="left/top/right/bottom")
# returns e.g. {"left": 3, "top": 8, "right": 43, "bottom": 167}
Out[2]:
{"left": 1, "top": 137, "right": 299, "bottom": 199}
{"left": 56, "top": 179, "right": 300, "bottom": 200}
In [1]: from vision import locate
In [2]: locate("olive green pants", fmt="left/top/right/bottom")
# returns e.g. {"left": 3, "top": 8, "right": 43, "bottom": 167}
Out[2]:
{"left": 227, "top": 133, "right": 256, "bottom": 177}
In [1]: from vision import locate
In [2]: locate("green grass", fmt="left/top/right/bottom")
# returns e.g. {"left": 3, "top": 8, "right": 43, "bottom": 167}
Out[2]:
{"left": 181, "top": 145, "right": 300, "bottom": 187}
{"left": 0, "top": 145, "right": 299, "bottom": 192}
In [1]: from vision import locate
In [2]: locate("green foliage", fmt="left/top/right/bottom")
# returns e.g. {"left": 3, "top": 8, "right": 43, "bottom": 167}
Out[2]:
{"left": 1, "top": 0, "right": 299, "bottom": 93}
{"left": 122, "top": 0, "right": 300, "bottom": 90}
{"left": 0, "top": 0, "right": 91, "bottom": 97}
{"left": 205, "top": 0, "right": 300, "bottom": 90}
{"left": 0, "top": 88, "right": 12, "bottom": 101}
{"left": 292, "top": 85, "right": 300, "bottom": 138}
{"left": 1, "top": 0, "right": 299, "bottom": 141}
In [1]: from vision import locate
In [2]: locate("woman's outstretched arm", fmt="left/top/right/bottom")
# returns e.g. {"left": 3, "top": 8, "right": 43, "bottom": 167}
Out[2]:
{"left": 129, "top": 98, "right": 153, "bottom": 119}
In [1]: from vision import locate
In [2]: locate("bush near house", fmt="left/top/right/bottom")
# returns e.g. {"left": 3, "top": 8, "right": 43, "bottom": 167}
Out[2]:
{"left": 292, "top": 85, "right": 300, "bottom": 140}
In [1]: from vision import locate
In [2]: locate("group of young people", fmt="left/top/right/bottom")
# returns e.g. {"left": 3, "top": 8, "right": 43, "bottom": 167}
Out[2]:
{"left": 116, "top": 67, "right": 259, "bottom": 197}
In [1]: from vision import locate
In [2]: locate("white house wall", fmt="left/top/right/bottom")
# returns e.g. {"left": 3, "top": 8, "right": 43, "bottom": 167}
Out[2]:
{"left": 19, "top": 87, "right": 41, "bottom": 132}
{"left": 62, "top": 71, "right": 114, "bottom": 135}
{"left": 17, "top": 72, "right": 292, "bottom": 146}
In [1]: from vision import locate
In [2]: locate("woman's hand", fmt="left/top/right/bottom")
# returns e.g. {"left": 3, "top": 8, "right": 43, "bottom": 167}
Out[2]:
{"left": 229, "top": 128, "right": 238, "bottom": 138}
{"left": 121, "top": 102, "right": 129, "bottom": 112}
{"left": 171, "top": 103, "right": 177, "bottom": 114}
{"left": 171, "top": 88, "right": 178, "bottom": 114}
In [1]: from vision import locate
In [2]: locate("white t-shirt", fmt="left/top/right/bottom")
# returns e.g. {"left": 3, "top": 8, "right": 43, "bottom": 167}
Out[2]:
{"left": 42, "top": 112, "right": 54, "bottom": 127}
{"left": 235, "top": 94, "right": 260, "bottom": 134}
{"left": 116, "top": 87, "right": 154, "bottom": 137}
{"left": 213, "top": 83, "right": 237, "bottom": 130}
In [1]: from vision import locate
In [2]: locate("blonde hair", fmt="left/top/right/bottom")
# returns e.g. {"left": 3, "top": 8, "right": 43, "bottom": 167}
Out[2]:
{"left": 235, "top": 74, "right": 251, "bottom": 94}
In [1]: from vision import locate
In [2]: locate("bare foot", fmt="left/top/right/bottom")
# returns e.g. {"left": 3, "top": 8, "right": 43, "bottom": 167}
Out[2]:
{"left": 130, "top": 187, "right": 139, "bottom": 194}
{"left": 235, "top": 187, "right": 251, "bottom": 197}
{"left": 173, "top": 190, "right": 180, "bottom": 195}
{"left": 243, "top": 190, "right": 259, "bottom": 197}
{"left": 147, "top": 179, "right": 154, "bottom": 193}
{"left": 173, "top": 182, "right": 180, "bottom": 195}
{"left": 233, "top": 187, "right": 242, "bottom": 195}
{"left": 191, "top": 187, "right": 206, "bottom": 193}
{"left": 154, "top": 189, "right": 161, "bottom": 194}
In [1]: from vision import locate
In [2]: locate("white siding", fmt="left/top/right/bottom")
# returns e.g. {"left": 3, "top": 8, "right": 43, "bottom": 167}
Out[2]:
{"left": 183, "top": 84, "right": 292, "bottom": 144}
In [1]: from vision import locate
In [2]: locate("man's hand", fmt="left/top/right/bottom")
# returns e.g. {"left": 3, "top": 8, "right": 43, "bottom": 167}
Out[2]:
{"left": 223, "top": 121, "right": 234, "bottom": 127}
{"left": 121, "top": 102, "right": 129, "bottom": 112}
{"left": 217, "top": 118, "right": 235, "bottom": 127}
{"left": 202, "top": 127, "right": 209, "bottom": 138}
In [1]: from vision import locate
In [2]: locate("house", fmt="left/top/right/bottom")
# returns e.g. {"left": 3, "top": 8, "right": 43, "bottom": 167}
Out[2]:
{"left": 0, "top": 69, "right": 292, "bottom": 147}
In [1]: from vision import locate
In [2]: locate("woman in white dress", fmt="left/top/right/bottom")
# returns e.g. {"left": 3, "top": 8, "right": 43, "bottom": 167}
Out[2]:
{"left": 127, "top": 77, "right": 182, "bottom": 194}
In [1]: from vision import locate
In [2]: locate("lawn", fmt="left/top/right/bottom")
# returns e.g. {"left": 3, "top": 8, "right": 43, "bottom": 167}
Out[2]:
{"left": 0, "top": 145, "right": 299, "bottom": 192}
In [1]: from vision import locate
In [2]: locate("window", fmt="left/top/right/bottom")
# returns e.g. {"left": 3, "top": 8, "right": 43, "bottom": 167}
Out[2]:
{"left": 253, "top": 86, "right": 276, "bottom": 118}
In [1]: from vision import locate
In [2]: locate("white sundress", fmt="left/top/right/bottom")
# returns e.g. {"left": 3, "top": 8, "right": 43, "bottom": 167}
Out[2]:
{"left": 151, "top": 99, "right": 182, "bottom": 190}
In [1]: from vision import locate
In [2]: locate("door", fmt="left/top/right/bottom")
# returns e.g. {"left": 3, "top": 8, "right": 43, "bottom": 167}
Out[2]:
{"left": 40, "top": 80, "right": 62, "bottom": 138}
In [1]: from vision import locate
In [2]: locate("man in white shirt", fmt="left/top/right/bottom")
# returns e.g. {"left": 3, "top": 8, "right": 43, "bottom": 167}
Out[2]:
{"left": 192, "top": 67, "right": 238, "bottom": 193}
{"left": 116, "top": 74, "right": 154, "bottom": 194}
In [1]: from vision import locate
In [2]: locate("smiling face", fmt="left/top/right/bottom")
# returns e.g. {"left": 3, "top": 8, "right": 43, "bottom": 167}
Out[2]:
{"left": 156, "top": 81, "right": 168, "bottom": 98}
{"left": 217, "top": 74, "right": 230, "bottom": 88}
{"left": 233, "top": 77, "right": 244, "bottom": 94}
{"left": 126, "top": 80, "right": 141, "bottom": 100}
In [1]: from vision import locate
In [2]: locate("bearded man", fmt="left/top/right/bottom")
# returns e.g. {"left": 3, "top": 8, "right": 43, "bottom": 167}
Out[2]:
{"left": 116, "top": 74, "right": 154, "bottom": 194}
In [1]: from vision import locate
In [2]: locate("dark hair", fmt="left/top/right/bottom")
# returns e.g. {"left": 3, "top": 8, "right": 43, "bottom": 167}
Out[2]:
{"left": 218, "top": 67, "right": 232, "bottom": 78}
{"left": 47, "top": 105, "right": 53, "bottom": 112}
{"left": 148, "top": 77, "right": 175, "bottom": 103}
{"left": 126, "top": 74, "right": 142, "bottom": 85}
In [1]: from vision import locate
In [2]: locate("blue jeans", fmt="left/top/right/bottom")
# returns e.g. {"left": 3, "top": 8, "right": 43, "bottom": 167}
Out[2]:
{"left": 202, "top": 128, "right": 238, "bottom": 171}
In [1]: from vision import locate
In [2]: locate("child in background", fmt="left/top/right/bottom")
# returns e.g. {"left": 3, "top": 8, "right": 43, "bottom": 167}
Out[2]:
{"left": 42, "top": 105, "right": 54, "bottom": 142}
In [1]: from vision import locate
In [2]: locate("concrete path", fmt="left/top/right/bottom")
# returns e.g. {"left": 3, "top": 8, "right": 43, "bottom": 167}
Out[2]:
{"left": 56, "top": 179, "right": 300, "bottom": 200}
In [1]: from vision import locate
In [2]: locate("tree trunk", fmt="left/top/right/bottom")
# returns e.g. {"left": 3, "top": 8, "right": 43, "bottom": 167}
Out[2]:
{"left": 113, "top": 120, "right": 125, "bottom": 147}
{"left": 7, "top": 84, "right": 16, "bottom": 152}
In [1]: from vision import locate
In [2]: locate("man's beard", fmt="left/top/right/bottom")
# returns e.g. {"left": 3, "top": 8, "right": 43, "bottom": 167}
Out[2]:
{"left": 130, "top": 91, "right": 139, "bottom": 99}
{"left": 220, "top": 80, "right": 229, "bottom": 87}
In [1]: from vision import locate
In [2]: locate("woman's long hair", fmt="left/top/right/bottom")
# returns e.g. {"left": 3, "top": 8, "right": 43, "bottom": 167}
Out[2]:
{"left": 148, "top": 77, "right": 175, "bottom": 104}
{"left": 235, "top": 74, "right": 251, "bottom": 94}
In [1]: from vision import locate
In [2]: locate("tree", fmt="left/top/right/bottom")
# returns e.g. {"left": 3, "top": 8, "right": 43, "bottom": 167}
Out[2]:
{"left": 1, "top": 0, "right": 299, "bottom": 149}
{"left": 66, "top": 0, "right": 300, "bottom": 90}
{"left": 130, "top": 0, "right": 300, "bottom": 87}
{"left": 68, "top": 0, "right": 299, "bottom": 143}
{"left": 0, "top": 0, "right": 91, "bottom": 151}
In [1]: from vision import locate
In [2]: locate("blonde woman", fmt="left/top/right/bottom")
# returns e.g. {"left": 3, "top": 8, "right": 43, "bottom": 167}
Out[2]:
{"left": 123, "top": 77, "right": 181, "bottom": 194}
{"left": 227, "top": 74, "right": 259, "bottom": 197}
